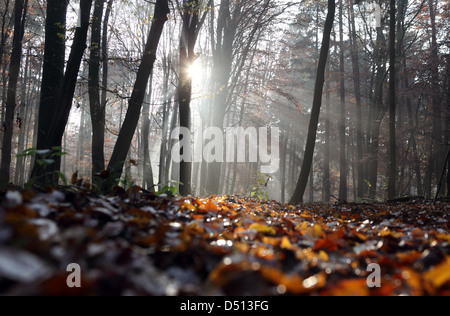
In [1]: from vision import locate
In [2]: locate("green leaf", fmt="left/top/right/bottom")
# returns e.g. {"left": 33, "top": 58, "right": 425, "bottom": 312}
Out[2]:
{"left": 56, "top": 171, "right": 68, "bottom": 185}
{"left": 17, "top": 148, "right": 36, "bottom": 158}
{"left": 53, "top": 152, "right": 68, "bottom": 156}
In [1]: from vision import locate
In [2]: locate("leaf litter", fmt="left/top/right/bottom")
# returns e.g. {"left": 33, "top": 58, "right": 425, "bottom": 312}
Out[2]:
{"left": 0, "top": 189, "right": 449, "bottom": 296}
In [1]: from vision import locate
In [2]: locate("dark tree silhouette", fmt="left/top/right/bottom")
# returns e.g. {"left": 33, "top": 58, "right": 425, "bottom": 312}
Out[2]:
{"left": 0, "top": 0, "right": 28, "bottom": 186}
{"left": 107, "top": 0, "right": 170, "bottom": 187}
{"left": 290, "top": 0, "right": 336, "bottom": 204}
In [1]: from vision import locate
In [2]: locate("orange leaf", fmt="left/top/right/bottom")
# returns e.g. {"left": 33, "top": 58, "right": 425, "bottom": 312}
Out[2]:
{"left": 281, "top": 236, "right": 295, "bottom": 250}
{"left": 423, "top": 256, "right": 450, "bottom": 289}
{"left": 198, "top": 200, "right": 219, "bottom": 213}
{"left": 249, "top": 223, "right": 276, "bottom": 236}
{"left": 313, "top": 237, "right": 338, "bottom": 252}
{"left": 323, "top": 279, "right": 369, "bottom": 296}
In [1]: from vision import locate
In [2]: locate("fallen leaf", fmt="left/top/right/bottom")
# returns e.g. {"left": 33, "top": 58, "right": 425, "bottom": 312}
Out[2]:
{"left": 313, "top": 237, "right": 338, "bottom": 252}
{"left": 249, "top": 223, "right": 276, "bottom": 236}
{"left": 0, "top": 247, "right": 51, "bottom": 283}
{"left": 423, "top": 256, "right": 450, "bottom": 289}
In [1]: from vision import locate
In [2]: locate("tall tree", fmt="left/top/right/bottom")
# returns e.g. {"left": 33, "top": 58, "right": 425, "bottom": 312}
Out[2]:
{"left": 89, "top": 0, "right": 106, "bottom": 181}
{"left": 290, "top": 0, "right": 336, "bottom": 204}
{"left": 0, "top": 0, "right": 11, "bottom": 72}
{"left": 338, "top": 0, "right": 347, "bottom": 201}
{"left": 367, "top": 22, "right": 387, "bottom": 200}
{"left": 31, "top": 0, "right": 93, "bottom": 185}
{"left": 426, "top": 0, "right": 444, "bottom": 197}
{"left": 322, "top": 60, "right": 331, "bottom": 202}
{"left": 206, "top": 0, "right": 273, "bottom": 195}
{"left": 106, "top": 0, "right": 170, "bottom": 186}
{"left": 142, "top": 73, "right": 155, "bottom": 191}
{"left": 0, "top": 0, "right": 28, "bottom": 186}
{"left": 349, "top": 0, "right": 364, "bottom": 199}
{"left": 177, "top": 0, "right": 203, "bottom": 196}
{"left": 387, "top": 0, "right": 397, "bottom": 200}
{"left": 446, "top": 53, "right": 450, "bottom": 197}
{"left": 32, "top": 0, "right": 68, "bottom": 173}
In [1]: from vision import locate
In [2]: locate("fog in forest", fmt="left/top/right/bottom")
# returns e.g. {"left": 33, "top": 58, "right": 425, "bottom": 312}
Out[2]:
{"left": 0, "top": 0, "right": 449, "bottom": 203}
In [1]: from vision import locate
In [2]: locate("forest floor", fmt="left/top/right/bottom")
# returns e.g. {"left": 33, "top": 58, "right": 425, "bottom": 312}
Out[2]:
{"left": 0, "top": 187, "right": 449, "bottom": 296}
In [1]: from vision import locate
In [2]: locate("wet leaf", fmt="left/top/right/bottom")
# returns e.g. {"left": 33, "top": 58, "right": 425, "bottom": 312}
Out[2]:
{"left": 313, "top": 237, "right": 338, "bottom": 252}
{"left": 423, "top": 256, "right": 450, "bottom": 289}
{"left": 0, "top": 189, "right": 448, "bottom": 296}
{"left": 0, "top": 247, "right": 51, "bottom": 283}
{"left": 249, "top": 223, "right": 276, "bottom": 236}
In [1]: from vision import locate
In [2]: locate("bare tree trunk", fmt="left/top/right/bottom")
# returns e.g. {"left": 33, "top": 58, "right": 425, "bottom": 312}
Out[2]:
{"left": 387, "top": 0, "right": 397, "bottom": 200}
{"left": 89, "top": 0, "right": 105, "bottom": 181}
{"left": 14, "top": 45, "right": 29, "bottom": 185}
{"left": 428, "top": 0, "right": 444, "bottom": 197}
{"left": 107, "top": 0, "right": 170, "bottom": 186}
{"left": 349, "top": 1, "right": 364, "bottom": 199}
{"left": 446, "top": 54, "right": 450, "bottom": 197}
{"left": 338, "top": 0, "right": 347, "bottom": 201}
{"left": 290, "top": 0, "right": 335, "bottom": 204}
{"left": 31, "top": 0, "right": 93, "bottom": 186}
{"left": 142, "top": 74, "right": 154, "bottom": 191}
{"left": 101, "top": 0, "right": 113, "bottom": 108}
{"left": 368, "top": 25, "right": 387, "bottom": 200}
{"left": 158, "top": 55, "right": 171, "bottom": 188}
{"left": 0, "top": 0, "right": 28, "bottom": 186}
{"left": 309, "top": 157, "right": 314, "bottom": 203}
{"left": 323, "top": 61, "right": 331, "bottom": 202}
{"left": 0, "top": 0, "right": 12, "bottom": 136}
{"left": 178, "top": 1, "right": 198, "bottom": 196}
{"left": 0, "top": 0, "right": 11, "bottom": 71}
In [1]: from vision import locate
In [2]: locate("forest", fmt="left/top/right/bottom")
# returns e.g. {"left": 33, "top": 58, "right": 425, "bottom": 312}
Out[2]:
{"left": 0, "top": 0, "right": 449, "bottom": 297}
{"left": 0, "top": 0, "right": 448, "bottom": 202}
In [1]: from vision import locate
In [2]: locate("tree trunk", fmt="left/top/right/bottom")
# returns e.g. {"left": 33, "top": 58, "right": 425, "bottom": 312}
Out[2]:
{"left": 428, "top": 0, "right": 444, "bottom": 197}
{"left": 142, "top": 74, "right": 154, "bottom": 191}
{"left": 178, "top": 1, "right": 199, "bottom": 196}
{"left": 349, "top": 0, "right": 364, "bottom": 199}
{"left": 14, "top": 45, "right": 29, "bottom": 185}
{"left": 0, "top": 0, "right": 11, "bottom": 72}
{"left": 290, "top": 0, "right": 335, "bottom": 204}
{"left": 205, "top": 0, "right": 235, "bottom": 195}
{"left": 33, "top": 0, "right": 67, "bottom": 146}
{"left": 101, "top": 0, "right": 113, "bottom": 109}
{"left": 89, "top": 0, "right": 105, "bottom": 181}
{"left": 0, "top": 0, "right": 28, "bottom": 186}
{"left": 446, "top": 54, "right": 450, "bottom": 196}
{"left": 367, "top": 24, "right": 387, "bottom": 200}
{"left": 323, "top": 60, "right": 331, "bottom": 202}
{"left": 0, "top": 0, "right": 12, "bottom": 136}
{"left": 158, "top": 55, "right": 171, "bottom": 188}
{"left": 107, "top": 0, "right": 170, "bottom": 186}
{"left": 31, "top": 0, "right": 93, "bottom": 186}
{"left": 387, "top": 0, "right": 397, "bottom": 200}
{"left": 338, "top": 0, "right": 347, "bottom": 201}
{"left": 0, "top": 0, "right": 12, "bottom": 137}
{"left": 206, "top": 0, "right": 269, "bottom": 195}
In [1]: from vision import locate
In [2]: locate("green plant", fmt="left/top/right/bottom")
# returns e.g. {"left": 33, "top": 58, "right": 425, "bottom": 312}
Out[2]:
{"left": 156, "top": 181, "right": 181, "bottom": 198}
{"left": 247, "top": 172, "right": 270, "bottom": 201}
{"left": 18, "top": 147, "right": 68, "bottom": 189}
{"left": 120, "top": 172, "right": 136, "bottom": 191}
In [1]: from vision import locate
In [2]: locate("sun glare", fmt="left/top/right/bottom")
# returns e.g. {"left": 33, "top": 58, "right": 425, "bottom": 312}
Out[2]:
{"left": 188, "top": 59, "right": 203, "bottom": 83}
